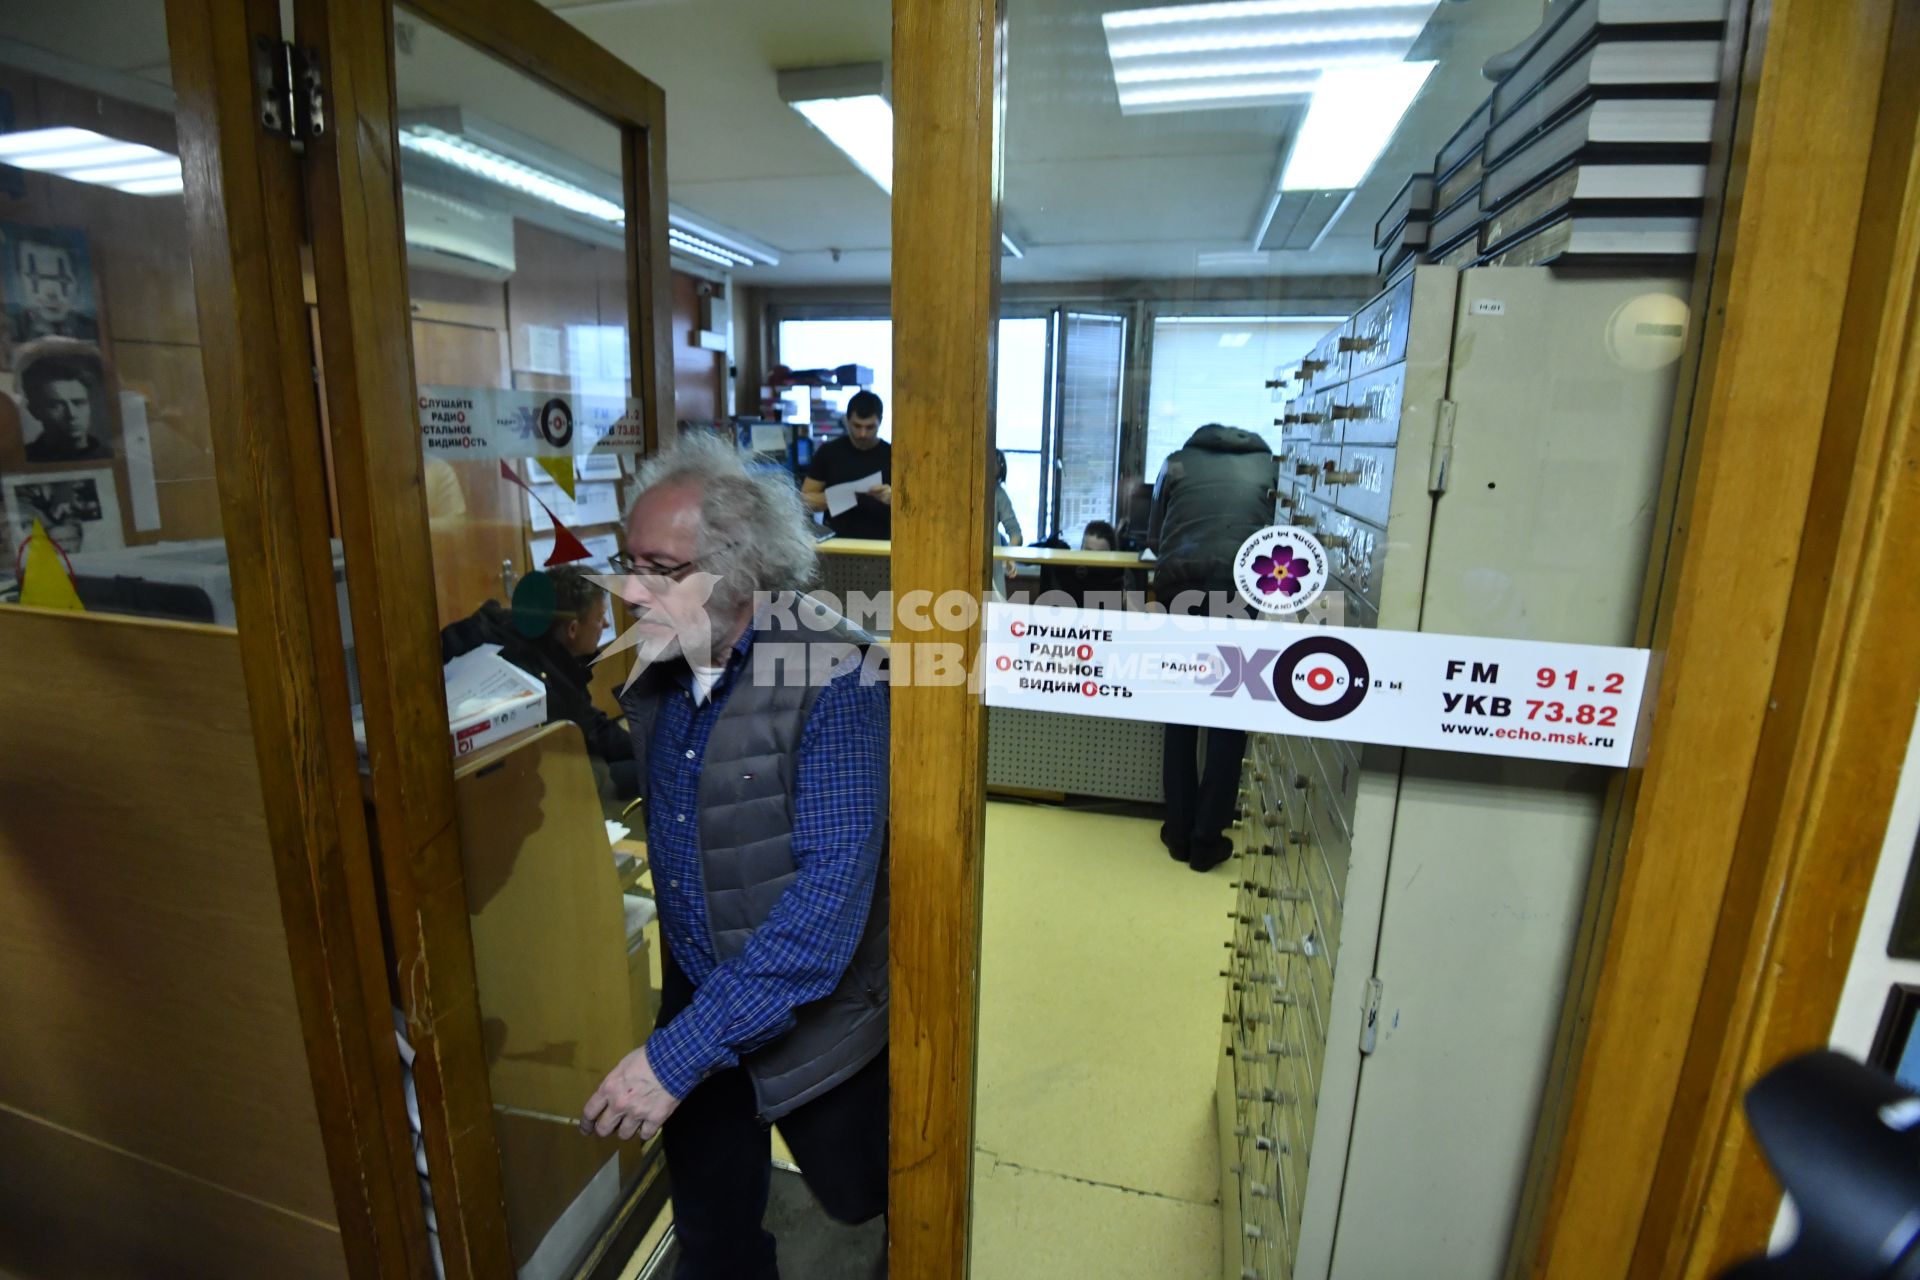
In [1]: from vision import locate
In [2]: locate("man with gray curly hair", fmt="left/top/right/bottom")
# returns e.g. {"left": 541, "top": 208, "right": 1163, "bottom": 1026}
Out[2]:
{"left": 583, "top": 432, "right": 889, "bottom": 1278}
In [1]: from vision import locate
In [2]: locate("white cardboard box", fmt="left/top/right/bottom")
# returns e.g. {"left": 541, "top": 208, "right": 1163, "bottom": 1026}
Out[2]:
{"left": 353, "top": 645, "right": 547, "bottom": 763}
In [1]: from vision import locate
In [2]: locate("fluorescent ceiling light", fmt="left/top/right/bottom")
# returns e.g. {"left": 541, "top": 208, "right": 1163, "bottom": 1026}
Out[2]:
{"left": 399, "top": 126, "right": 624, "bottom": 223}
{"left": 1281, "top": 60, "right": 1434, "bottom": 190}
{"left": 1101, "top": 0, "right": 1436, "bottom": 116}
{"left": 0, "top": 126, "right": 183, "bottom": 195}
{"left": 1000, "top": 232, "right": 1023, "bottom": 260}
{"left": 791, "top": 95, "right": 894, "bottom": 194}
{"left": 399, "top": 116, "right": 780, "bottom": 269}
{"left": 669, "top": 228, "right": 754, "bottom": 269}
{"left": 1106, "top": 21, "right": 1426, "bottom": 60}
{"left": 1113, "top": 50, "right": 1396, "bottom": 83}
{"left": 1121, "top": 75, "right": 1320, "bottom": 112}
{"left": 1104, "top": 0, "right": 1436, "bottom": 28}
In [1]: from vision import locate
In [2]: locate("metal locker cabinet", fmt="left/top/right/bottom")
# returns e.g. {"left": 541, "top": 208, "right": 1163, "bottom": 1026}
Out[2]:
{"left": 1324, "top": 269, "right": 1687, "bottom": 1279}
{"left": 1289, "top": 266, "right": 1460, "bottom": 1280}
{"left": 1219, "top": 267, "right": 1460, "bottom": 1280}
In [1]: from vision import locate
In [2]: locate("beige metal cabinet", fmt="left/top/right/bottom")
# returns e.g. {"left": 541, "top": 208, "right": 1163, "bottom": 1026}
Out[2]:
{"left": 1218, "top": 267, "right": 1688, "bottom": 1280}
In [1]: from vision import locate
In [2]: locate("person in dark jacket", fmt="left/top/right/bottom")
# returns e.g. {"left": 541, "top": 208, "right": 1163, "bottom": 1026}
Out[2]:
{"left": 440, "top": 566, "right": 638, "bottom": 799}
{"left": 1148, "top": 424, "right": 1278, "bottom": 873}
{"left": 1035, "top": 519, "right": 1129, "bottom": 608}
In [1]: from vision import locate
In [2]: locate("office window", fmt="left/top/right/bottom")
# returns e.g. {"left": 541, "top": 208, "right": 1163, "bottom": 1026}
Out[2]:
{"left": 996, "top": 316, "right": 1051, "bottom": 541}
{"left": 774, "top": 317, "right": 894, "bottom": 435}
{"left": 773, "top": 311, "right": 1126, "bottom": 543}
{"left": 1056, "top": 312, "right": 1126, "bottom": 543}
{"left": 1143, "top": 316, "right": 1339, "bottom": 482}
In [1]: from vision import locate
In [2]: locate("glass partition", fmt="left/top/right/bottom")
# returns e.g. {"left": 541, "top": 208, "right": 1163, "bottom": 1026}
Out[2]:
{"left": 389, "top": 10, "right": 655, "bottom": 1271}
{"left": 973, "top": 1, "right": 1731, "bottom": 1277}
{"left": 383, "top": 2, "right": 896, "bottom": 1274}
{"left": 0, "top": 8, "right": 266, "bottom": 622}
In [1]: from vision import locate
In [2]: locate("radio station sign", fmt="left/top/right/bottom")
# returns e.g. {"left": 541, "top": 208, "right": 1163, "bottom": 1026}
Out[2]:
{"left": 982, "top": 603, "right": 1652, "bottom": 768}
{"left": 418, "top": 385, "right": 646, "bottom": 460}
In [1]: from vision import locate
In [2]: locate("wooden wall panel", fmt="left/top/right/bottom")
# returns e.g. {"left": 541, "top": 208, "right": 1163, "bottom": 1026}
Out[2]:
{"left": 671, "top": 270, "right": 722, "bottom": 425}
{"left": 408, "top": 265, "right": 510, "bottom": 332}
{"left": 0, "top": 608, "right": 343, "bottom": 1269}
{"left": 46, "top": 181, "right": 200, "bottom": 349}
{"left": 0, "top": 1108, "right": 345, "bottom": 1280}
{"left": 453, "top": 723, "right": 639, "bottom": 1264}
{"left": 414, "top": 317, "right": 522, "bottom": 627}
{"left": 117, "top": 340, "right": 216, "bottom": 482}
{"left": 507, "top": 220, "right": 605, "bottom": 377}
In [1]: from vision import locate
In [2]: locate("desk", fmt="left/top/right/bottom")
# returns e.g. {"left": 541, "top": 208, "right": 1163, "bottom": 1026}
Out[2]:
{"left": 817, "top": 537, "right": 1150, "bottom": 571}
{"left": 994, "top": 545, "right": 1148, "bottom": 570}
{"left": 613, "top": 838, "right": 648, "bottom": 895}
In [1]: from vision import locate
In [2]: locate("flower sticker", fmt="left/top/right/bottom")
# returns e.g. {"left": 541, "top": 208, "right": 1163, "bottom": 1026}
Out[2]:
{"left": 1252, "top": 542, "right": 1313, "bottom": 598}
{"left": 1233, "top": 524, "right": 1330, "bottom": 616}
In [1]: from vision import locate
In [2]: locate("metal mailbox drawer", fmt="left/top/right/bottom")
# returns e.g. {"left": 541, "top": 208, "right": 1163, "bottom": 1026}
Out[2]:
{"left": 1347, "top": 272, "right": 1415, "bottom": 377}
{"left": 1299, "top": 324, "right": 1350, "bottom": 395}
{"left": 1334, "top": 362, "right": 1409, "bottom": 447}
{"left": 1332, "top": 444, "right": 1396, "bottom": 527}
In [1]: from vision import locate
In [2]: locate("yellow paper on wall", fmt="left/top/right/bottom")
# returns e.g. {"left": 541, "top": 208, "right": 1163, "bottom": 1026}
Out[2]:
{"left": 19, "top": 519, "right": 86, "bottom": 611}
{"left": 534, "top": 454, "right": 577, "bottom": 500}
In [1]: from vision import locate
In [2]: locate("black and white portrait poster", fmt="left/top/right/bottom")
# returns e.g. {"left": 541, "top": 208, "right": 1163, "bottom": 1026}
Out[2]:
{"left": 4, "top": 468, "right": 123, "bottom": 567}
{"left": 0, "top": 222, "right": 101, "bottom": 352}
{"left": 8, "top": 339, "right": 116, "bottom": 463}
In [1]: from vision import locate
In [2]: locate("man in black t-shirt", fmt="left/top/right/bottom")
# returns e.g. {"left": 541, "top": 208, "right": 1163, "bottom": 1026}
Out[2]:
{"left": 801, "top": 390, "right": 892, "bottom": 539}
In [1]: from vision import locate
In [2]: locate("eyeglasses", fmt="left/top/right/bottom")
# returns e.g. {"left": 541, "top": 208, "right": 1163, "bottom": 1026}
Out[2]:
{"left": 607, "top": 553, "right": 698, "bottom": 584}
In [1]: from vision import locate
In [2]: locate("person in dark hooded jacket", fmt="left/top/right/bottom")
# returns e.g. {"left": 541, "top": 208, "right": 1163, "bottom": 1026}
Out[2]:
{"left": 1147, "top": 424, "right": 1278, "bottom": 873}
{"left": 441, "top": 566, "right": 638, "bottom": 799}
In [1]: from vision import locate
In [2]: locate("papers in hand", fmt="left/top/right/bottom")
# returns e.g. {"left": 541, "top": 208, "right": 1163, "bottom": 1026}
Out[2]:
{"left": 824, "top": 471, "right": 884, "bottom": 518}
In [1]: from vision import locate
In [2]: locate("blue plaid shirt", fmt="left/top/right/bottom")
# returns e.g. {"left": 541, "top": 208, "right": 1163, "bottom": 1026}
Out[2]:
{"left": 643, "top": 626, "right": 888, "bottom": 1099}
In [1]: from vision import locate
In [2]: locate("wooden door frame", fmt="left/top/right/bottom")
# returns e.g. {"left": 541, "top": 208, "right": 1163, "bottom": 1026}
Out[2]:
{"left": 295, "top": 0, "right": 673, "bottom": 1273}
{"left": 167, "top": 0, "right": 431, "bottom": 1274}
{"left": 889, "top": 1, "right": 1003, "bottom": 1275}
{"left": 1523, "top": 3, "right": 1920, "bottom": 1275}
{"left": 1635, "top": 3, "right": 1920, "bottom": 1273}
{"left": 891, "top": 1, "right": 1920, "bottom": 1278}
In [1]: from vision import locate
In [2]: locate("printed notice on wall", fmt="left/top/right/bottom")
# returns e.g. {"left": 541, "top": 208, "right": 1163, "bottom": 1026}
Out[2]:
{"left": 982, "top": 603, "right": 1652, "bottom": 768}
{"left": 418, "top": 385, "right": 646, "bottom": 460}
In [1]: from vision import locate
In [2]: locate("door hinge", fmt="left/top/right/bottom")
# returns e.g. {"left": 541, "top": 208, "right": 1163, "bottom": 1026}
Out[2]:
{"left": 254, "top": 37, "right": 326, "bottom": 142}
{"left": 1358, "top": 977, "right": 1384, "bottom": 1055}
{"left": 1427, "top": 398, "right": 1457, "bottom": 495}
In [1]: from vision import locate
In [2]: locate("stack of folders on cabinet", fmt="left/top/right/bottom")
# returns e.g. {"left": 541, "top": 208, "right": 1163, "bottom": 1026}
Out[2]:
{"left": 1475, "top": 0, "right": 1728, "bottom": 266}
{"left": 1374, "top": 172, "right": 1434, "bottom": 280}
{"left": 1413, "top": 96, "right": 1494, "bottom": 280}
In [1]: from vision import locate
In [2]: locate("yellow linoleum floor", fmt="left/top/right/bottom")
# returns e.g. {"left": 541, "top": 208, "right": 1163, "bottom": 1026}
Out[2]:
{"left": 970, "top": 801, "right": 1234, "bottom": 1279}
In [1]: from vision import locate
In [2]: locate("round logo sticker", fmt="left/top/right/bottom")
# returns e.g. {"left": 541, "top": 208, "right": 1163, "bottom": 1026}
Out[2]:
{"left": 537, "top": 396, "right": 576, "bottom": 449}
{"left": 1273, "top": 635, "right": 1370, "bottom": 721}
{"left": 1232, "top": 524, "right": 1330, "bottom": 616}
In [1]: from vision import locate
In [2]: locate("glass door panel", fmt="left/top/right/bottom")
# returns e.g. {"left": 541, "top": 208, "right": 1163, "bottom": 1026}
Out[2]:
{"left": 974, "top": 1, "right": 1732, "bottom": 1276}
{"left": 391, "top": 9, "right": 653, "bottom": 1272}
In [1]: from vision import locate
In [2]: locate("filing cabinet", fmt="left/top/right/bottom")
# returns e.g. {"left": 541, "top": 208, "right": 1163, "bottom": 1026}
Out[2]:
{"left": 1217, "top": 267, "right": 1690, "bottom": 1280}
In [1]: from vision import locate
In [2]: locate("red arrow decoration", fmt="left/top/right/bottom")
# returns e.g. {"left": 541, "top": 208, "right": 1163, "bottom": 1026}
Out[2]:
{"left": 498, "top": 459, "right": 594, "bottom": 565}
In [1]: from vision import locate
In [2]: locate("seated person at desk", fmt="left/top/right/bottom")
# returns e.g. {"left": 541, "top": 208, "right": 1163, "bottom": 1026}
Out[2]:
{"left": 440, "top": 567, "right": 637, "bottom": 799}
{"left": 1035, "top": 520, "right": 1129, "bottom": 607}
{"left": 800, "top": 390, "right": 891, "bottom": 539}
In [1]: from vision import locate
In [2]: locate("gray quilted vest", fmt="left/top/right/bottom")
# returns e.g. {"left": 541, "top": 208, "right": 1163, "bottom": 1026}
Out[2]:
{"left": 619, "top": 592, "right": 888, "bottom": 1121}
